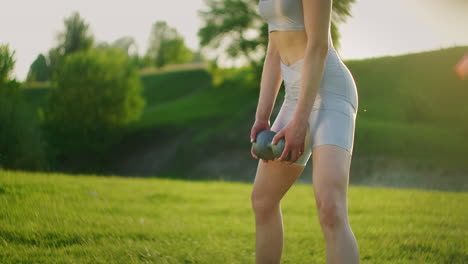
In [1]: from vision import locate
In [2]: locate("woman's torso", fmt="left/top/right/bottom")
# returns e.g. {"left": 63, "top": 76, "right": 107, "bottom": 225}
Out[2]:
{"left": 258, "top": 0, "right": 358, "bottom": 111}
{"left": 258, "top": 0, "right": 337, "bottom": 65}
{"left": 269, "top": 31, "right": 336, "bottom": 66}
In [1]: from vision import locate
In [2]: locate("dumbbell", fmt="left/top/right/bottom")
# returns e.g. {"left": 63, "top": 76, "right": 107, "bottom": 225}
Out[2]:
{"left": 252, "top": 130, "right": 291, "bottom": 161}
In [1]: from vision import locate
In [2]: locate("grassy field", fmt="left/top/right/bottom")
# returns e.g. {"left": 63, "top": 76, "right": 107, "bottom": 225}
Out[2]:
{"left": 1, "top": 169, "right": 466, "bottom": 263}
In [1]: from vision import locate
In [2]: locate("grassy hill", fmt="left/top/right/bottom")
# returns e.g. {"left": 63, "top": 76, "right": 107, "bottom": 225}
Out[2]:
{"left": 120, "top": 46, "right": 468, "bottom": 181}
{"left": 1, "top": 169, "right": 466, "bottom": 263}
{"left": 116, "top": 47, "right": 468, "bottom": 169}
{"left": 347, "top": 46, "right": 468, "bottom": 167}
{"left": 21, "top": 46, "right": 468, "bottom": 183}
{"left": 133, "top": 68, "right": 256, "bottom": 131}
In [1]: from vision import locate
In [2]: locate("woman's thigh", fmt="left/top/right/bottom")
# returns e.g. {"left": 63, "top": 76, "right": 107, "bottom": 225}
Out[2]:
{"left": 311, "top": 144, "right": 352, "bottom": 217}
{"left": 251, "top": 159, "right": 305, "bottom": 206}
{"left": 250, "top": 96, "right": 311, "bottom": 205}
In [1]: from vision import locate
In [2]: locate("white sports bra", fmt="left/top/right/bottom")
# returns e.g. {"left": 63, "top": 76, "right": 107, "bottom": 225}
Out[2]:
{"left": 257, "top": 0, "right": 305, "bottom": 32}
{"left": 257, "top": 0, "right": 334, "bottom": 47}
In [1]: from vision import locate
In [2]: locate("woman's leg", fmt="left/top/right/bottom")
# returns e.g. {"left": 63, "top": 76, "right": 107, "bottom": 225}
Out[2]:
{"left": 251, "top": 159, "right": 305, "bottom": 264}
{"left": 312, "top": 144, "right": 359, "bottom": 264}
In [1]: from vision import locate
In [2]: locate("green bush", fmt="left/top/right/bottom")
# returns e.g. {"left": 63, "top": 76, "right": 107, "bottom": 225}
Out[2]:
{"left": 0, "top": 44, "right": 48, "bottom": 170}
{"left": 43, "top": 48, "right": 145, "bottom": 156}
{"left": 0, "top": 81, "right": 49, "bottom": 170}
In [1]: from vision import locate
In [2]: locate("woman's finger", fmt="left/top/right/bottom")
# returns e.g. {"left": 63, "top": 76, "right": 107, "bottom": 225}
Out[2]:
{"left": 251, "top": 146, "right": 258, "bottom": 159}
{"left": 292, "top": 141, "right": 306, "bottom": 163}
{"left": 291, "top": 143, "right": 301, "bottom": 162}
{"left": 279, "top": 144, "right": 290, "bottom": 161}
{"left": 272, "top": 130, "right": 284, "bottom": 145}
{"left": 250, "top": 128, "right": 257, "bottom": 143}
{"left": 288, "top": 151, "right": 299, "bottom": 165}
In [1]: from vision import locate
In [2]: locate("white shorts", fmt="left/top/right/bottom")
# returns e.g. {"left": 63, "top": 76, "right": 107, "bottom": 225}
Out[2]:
{"left": 270, "top": 48, "right": 358, "bottom": 166}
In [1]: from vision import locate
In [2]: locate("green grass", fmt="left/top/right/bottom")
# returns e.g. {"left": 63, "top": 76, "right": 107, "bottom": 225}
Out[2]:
{"left": 347, "top": 46, "right": 468, "bottom": 168}
{"left": 140, "top": 69, "right": 212, "bottom": 107}
{"left": 1, "top": 169, "right": 467, "bottom": 263}
{"left": 347, "top": 46, "right": 468, "bottom": 125}
{"left": 354, "top": 117, "right": 468, "bottom": 167}
{"left": 134, "top": 80, "right": 256, "bottom": 130}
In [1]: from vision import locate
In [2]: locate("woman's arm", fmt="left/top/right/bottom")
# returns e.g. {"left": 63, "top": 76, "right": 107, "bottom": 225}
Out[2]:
{"left": 250, "top": 39, "right": 282, "bottom": 160}
{"left": 292, "top": 0, "right": 332, "bottom": 124}
{"left": 255, "top": 36, "right": 283, "bottom": 122}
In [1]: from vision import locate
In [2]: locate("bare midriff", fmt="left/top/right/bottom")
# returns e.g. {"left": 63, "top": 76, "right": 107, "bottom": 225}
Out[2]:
{"left": 270, "top": 30, "right": 335, "bottom": 66}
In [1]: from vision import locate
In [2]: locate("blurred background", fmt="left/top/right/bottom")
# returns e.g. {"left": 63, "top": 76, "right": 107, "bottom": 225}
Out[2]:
{"left": 1, "top": 0, "right": 467, "bottom": 190}
{"left": 1, "top": 0, "right": 467, "bottom": 263}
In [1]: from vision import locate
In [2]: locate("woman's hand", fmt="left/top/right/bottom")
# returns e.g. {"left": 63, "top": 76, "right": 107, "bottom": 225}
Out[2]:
{"left": 271, "top": 119, "right": 309, "bottom": 165}
{"left": 250, "top": 119, "right": 271, "bottom": 162}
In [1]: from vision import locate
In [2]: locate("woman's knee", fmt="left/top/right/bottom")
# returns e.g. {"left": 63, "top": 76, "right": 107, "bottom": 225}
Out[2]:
{"left": 251, "top": 192, "right": 280, "bottom": 222}
{"left": 318, "top": 201, "right": 343, "bottom": 229}
{"left": 316, "top": 195, "right": 347, "bottom": 230}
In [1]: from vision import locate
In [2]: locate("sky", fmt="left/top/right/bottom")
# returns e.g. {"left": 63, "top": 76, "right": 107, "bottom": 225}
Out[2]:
{"left": 1, "top": 0, "right": 467, "bottom": 81}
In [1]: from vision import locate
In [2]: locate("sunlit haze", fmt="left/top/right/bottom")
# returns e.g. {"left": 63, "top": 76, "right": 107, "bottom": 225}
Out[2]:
{"left": 1, "top": 0, "right": 467, "bottom": 81}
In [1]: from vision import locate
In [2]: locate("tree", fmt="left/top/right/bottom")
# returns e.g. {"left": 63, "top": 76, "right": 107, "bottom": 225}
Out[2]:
{"left": 146, "top": 21, "right": 194, "bottom": 68}
{"left": 155, "top": 37, "right": 193, "bottom": 67}
{"left": 191, "top": 49, "right": 207, "bottom": 63}
{"left": 0, "top": 44, "right": 15, "bottom": 83}
{"left": 96, "top": 37, "right": 145, "bottom": 69}
{"left": 43, "top": 48, "right": 145, "bottom": 155}
{"left": 0, "top": 44, "right": 48, "bottom": 170}
{"left": 198, "top": 0, "right": 263, "bottom": 65}
{"left": 47, "top": 47, "right": 62, "bottom": 80}
{"left": 26, "top": 54, "right": 50, "bottom": 82}
{"left": 198, "top": 0, "right": 356, "bottom": 74}
{"left": 109, "top": 36, "right": 143, "bottom": 69}
{"left": 112, "top": 36, "right": 138, "bottom": 55}
{"left": 47, "top": 11, "right": 94, "bottom": 79}
{"left": 57, "top": 11, "right": 94, "bottom": 55}
{"left": 330, "top": 0, "right": 356, "bottom": 48}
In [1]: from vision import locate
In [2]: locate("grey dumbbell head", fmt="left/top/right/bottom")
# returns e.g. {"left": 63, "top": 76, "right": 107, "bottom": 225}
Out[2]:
{"left": 252, "top": 130, "right": 276, "bottom": 160}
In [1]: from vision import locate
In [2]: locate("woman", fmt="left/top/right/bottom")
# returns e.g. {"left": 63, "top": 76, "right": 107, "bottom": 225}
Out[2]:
{"left": 455, "top": 54, "right": 468, "bottom": 80}
{"left": 250, "top": 0, "right": 360, "bottom": 263}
